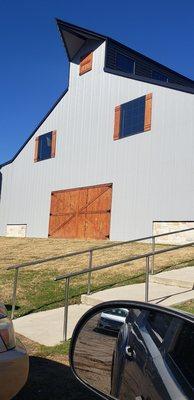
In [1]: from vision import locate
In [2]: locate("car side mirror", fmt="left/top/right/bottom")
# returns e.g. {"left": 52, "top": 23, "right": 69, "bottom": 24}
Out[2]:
{"left": 70, "top": 301, "right": 194, "bottom": 400}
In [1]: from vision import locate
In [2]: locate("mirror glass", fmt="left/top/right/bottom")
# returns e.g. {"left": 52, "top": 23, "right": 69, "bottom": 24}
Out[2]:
{"left": 73, "top": 306, "right": 194, "bottom": 400}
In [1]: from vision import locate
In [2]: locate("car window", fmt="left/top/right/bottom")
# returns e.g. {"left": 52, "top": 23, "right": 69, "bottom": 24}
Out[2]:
{"left": 169, "top": 321, "right": 194, "bottom": 388}
{"left": 147, "top": 312, "right": 173, "bottom": 343}
{"left": 104, "top": 308, "right": 128, "bottom": 318}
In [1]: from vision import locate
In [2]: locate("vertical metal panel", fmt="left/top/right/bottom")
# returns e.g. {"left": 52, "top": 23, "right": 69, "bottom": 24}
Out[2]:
{"left": 0, "top": 40, "right": 194, "bottom": 240}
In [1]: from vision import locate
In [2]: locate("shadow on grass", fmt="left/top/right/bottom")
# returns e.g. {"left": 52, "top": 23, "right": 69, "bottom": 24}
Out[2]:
{"left": 13, "top": 356, "right": 99, "bottom": 400}
{"left": 5, "top": 304, "right": 20, "bottom": 311}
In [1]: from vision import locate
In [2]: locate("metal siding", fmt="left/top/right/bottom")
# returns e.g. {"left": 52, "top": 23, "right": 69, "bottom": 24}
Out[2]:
{"left": 0, "top": 41, "right": 194, "bottom": 240}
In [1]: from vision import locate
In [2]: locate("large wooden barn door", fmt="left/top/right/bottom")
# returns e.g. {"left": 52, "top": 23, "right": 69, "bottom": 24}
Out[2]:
{"left": 48, "top": 184, "right": 112, "bottom": 239}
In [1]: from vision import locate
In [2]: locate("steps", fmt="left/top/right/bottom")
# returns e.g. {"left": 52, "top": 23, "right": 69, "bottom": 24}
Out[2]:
{"left": 149, "top": 266, "right": 194, "bottom": 289}
{"left": 81, "top": 267, "right": 194, "bottom": 307}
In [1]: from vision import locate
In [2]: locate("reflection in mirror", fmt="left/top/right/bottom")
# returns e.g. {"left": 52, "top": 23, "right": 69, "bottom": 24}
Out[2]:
{"left": 73, "top": 306, "right": 194, "bottom": 400}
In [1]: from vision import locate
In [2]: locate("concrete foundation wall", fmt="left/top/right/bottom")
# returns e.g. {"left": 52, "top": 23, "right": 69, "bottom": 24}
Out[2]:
{"left": 153, "top": 221, "right": 194, "bottom": 244}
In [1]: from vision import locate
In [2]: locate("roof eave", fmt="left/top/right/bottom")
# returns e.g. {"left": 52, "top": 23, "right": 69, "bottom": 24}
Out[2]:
{"left": 104, "top": 66, "right": 194, "bottom": 94}
{"left": 56, "top": 18, "right": 106, "bottom": 61}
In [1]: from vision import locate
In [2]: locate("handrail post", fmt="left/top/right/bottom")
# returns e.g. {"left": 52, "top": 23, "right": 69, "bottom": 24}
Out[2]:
{"left": 63, "top": 277, "right": 70, "bottom": 342}
{"left": 151, "top": 237, "right": 155, "bottom": 274}
{"left": 145, "top": 256, "right": 150, "bottom": 302}
{"left": 87, "top": 250, "right": 93, "bottom": 295}
{"left": 11, "top": 268, "right": 19, "bottom": 320}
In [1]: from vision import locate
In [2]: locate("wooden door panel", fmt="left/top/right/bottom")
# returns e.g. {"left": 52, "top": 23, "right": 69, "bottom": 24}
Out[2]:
{"left": 49, "top": 184, "right": 112, "bottom": 239}
{"left": 85, "top": 213, "right": 111, "bottom": 239}
{"left": 50, "top": 215, "right": 78, "bottom": 239}
{"left": 86, "top": 186, "right": 112, "bottom": 212}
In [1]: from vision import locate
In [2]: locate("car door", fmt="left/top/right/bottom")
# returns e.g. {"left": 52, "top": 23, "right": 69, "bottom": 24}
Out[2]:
{"left": 138, "top": 314, "right": 190, "bottom": 400}
{"left": 164, "top": 318, "right": 194, "bottom": 400}
{"left": 119, "top": 311, "right": 178, "bottom": 400}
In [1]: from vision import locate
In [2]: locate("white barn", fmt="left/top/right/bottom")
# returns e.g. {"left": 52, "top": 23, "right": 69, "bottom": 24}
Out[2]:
{"left": 0, "top": 20, "right": 194, "bottom": 241}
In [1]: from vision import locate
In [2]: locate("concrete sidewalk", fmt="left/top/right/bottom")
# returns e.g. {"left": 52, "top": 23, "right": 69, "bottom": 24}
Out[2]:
{"left": 13, "top": 268, "right": 194, "bottom": 346}
{"left": 82, "top": 267, "right": 194, "bottom": 306}
{"left": 13, "top": 304, "right": 91, "bottom": 346}
{"left": 150, "top": 266, "right": 194, "bottom": 289}
{"left": 81, "top": 282, "right": 194, "bottom": 307}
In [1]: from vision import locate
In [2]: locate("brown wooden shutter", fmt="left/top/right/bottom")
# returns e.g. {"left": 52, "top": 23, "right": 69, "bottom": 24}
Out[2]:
{"left": 79, "top": 52, "right": 93, "bottom": 76}
{"left": 51, "top": 130, "right": 57, "bottom": 158}
{"left": 113, "top": 105, "right": 121, "bottom": 140}
{"left": 144, "top": 93, "right": 152, "bottom": 131}
{"left": 34, "top": 137, "right": 39, "bottom": 162}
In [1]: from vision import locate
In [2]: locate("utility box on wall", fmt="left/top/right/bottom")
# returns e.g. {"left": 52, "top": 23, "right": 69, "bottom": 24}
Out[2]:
{"left": 153, "top": 221, "right": 194, "bottom": 245}
{"left": 6, "top": 224, "right": 27, "bottom": 238}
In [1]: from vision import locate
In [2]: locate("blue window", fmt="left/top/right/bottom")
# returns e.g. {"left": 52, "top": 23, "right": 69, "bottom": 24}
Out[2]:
{"left": 120, "top": 96, "right": 146, "bottom": 138}
{"left": 38, "top": 132, "right": 52, "bottom": 161}
{"left": 152, "top": 70, "right": 168, "bottom": 82}
{"left": 116, "top": 53, "right": 135, "bottom": 74}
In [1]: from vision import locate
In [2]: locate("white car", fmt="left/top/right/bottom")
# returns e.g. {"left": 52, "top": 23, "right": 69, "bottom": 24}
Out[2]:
{"left": 97, "top": 308, "right": 129, "bottom": 333}
{"left": 0, "top": 303, "right": 29, "bottom": 400}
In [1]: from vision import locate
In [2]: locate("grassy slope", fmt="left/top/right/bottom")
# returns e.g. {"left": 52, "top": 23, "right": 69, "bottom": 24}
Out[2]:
{"left": 174, "top": 300, "right": 194, "bottom": 314}
{"left": 0, "top": 237, "right": 194, "bottom": 318}
{"left": 17, "top": 333, "right": 71, "bottom": 358}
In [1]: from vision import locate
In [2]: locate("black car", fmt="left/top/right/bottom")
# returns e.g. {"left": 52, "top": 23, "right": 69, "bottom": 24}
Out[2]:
{"left": 111, "top": 309, "right": 194, "bottom": 400}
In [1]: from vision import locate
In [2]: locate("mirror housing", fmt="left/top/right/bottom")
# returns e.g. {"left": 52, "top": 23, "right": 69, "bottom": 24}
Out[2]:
{"left": 70, "top": 301, "right": 194, "bottom": 400}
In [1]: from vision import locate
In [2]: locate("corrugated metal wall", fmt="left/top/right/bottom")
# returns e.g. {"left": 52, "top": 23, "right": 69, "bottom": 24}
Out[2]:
{"left": 0, "top": 40, "right": 194, "bottom": 240}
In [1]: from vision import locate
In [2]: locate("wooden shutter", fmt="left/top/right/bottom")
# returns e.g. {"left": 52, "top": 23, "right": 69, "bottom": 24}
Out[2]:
{"left": 144, "top": 93, "right": 152, "bottom": 131}
{"left": 34, "top": 137, "right": 39, "bottom": 162}
{"left": 51, "top": 130, "right": 57, "bottom": 158}
{"left": 79, "top": 52, "right": 93, "bottom": 76}
{"left": 113, "top": 105, "right": 121, "bottom": 140}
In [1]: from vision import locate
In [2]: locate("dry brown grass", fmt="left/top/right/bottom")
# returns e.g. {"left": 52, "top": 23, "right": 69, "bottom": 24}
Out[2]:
{"left": 0, "top": 237, "right": 194, "bottom": 317}
{"left": 0, "top": 236, "right": 194, "bottom": 274}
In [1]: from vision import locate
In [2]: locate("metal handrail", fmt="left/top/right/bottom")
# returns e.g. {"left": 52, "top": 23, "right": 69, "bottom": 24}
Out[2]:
{"left": 7, "top": 227, "right": 194, "bottom": 270}
{"left": 54, "top": 241, "right": 194, "bottom": 341}
{"left": 7, "top": 227, "right": 194, "bottom": 320}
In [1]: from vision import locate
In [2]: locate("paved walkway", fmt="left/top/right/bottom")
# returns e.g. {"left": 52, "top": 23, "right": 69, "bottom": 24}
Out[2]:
{"left": 150, "top": 266, "right": 194, "bottom": 289}
{"left": 81, "top": 282, "right": 194, "bottom": 307}
{"left": 13, "top": 267, "right": 194, "bottom": 346}
{"left": 82, "top": 266, "right": 194, "bottom": 306}
{"left": 13, "top": 304, "right": 91, "bottom": 346}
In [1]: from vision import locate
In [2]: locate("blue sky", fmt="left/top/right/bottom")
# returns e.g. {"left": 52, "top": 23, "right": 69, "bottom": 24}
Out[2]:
{"left": 1, "top": 0, "right": 194, "bottom": 164}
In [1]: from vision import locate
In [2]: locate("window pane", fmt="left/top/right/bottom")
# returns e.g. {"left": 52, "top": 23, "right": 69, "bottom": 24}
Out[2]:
{"left": 152, "top": 70, "right": 168, "bottom": 82}
{"left": 169, "top": 321, "right": 194, "bottom": 388}
{"left": 38, "top": 132, "right": 52, "bottom": 161}
{"left": 147, "top": 311, "right": 172, "bottom": 342}
{"left": 116, "top": 53, "right": 134, "bottom": 74}
{"left": 120, "top": 96, "right": 145, "bottom": 137}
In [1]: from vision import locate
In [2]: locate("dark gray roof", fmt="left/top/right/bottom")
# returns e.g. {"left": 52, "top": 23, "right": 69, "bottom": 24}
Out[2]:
{"left": 57, "top": 19, "right": 194, "bottom": 88}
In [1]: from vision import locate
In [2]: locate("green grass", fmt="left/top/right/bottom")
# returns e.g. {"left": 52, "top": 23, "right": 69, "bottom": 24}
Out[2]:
{"left": 2, "top": 267, "right": 145, "bottom": 318}
{"left": 34, "top": 340, "right": 71, "bottom": 358}
{"left": 174, "top": 300, "right": 194, "bottom": 314}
